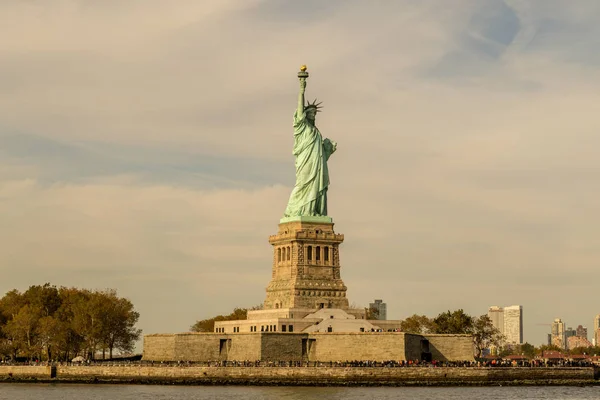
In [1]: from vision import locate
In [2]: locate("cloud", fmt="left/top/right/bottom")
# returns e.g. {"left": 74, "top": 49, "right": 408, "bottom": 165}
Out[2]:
{"left": 0, "top": 176, "right": 288, "bottom": 332}
{"left": 1, "top": 0, "right": 600, "bottom": 344}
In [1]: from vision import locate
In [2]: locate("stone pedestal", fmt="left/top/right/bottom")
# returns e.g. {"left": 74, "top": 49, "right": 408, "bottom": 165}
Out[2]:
{"left": 265, "top": 216, "right": 349, "bottom": 310}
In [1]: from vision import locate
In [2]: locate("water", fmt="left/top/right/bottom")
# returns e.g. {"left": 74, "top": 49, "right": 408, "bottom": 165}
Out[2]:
{"left": 0, "top": 384, "right": 599, "bottom": 400}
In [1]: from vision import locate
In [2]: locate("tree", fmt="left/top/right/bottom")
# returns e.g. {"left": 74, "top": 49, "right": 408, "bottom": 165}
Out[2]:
{"left": 471, "top": 315, "right": 504, "bottom": 357}
{"left": 365, "top": 306, "right": 379, "bottom": 320}
{"left": 432, "top": 309, "right": 474, "bottom": 334}
{"left": 0, "top": 290, "right": 24, "bottom": 360}
{"left": 36, "top": 315, "right": 61, "bottom": 361}
{"left": 0, "top": 284, "right": 142, "bottom": 361}
{"left": 55, "top": 287, "right": 86, "bottom": 360}
{"left": 3, "top": 304, "right": 39, "bottom": 360}
{"left": 400, "top": 314, "right": 436, "bottom": 334}
{"left": 0, "top": 290, "right": 26, "bottom": 320}
{"left": 23, "top": 284, "right": 61, "bottom": 318}
{"left": 70, "top": 289, "right": 104, "bottom": 359}
{"left": 568, "top": 346, "right": 600, "bottom": 355}
{"left": 191, "top": 307, "right": 249, "bottom": 332}
{"left": 536, "top": 344, "right": 562, "bottom": 355}
{"left": 520, "top": 342, "right": 536, "bottom": 358}
{"left": 99, "top": 292, "right": 141, "bottom": 358}
{"left": 0, "top": 302, "right": 11, "bottom": 360}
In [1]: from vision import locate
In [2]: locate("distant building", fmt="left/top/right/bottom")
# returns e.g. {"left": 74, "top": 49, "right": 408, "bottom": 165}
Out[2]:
{"left": 487, "top": 306, "right": 504, "bottom": 335}
{"left": 594, "top": 315, "right": 600, "bottom": 347}
{"left": 369, "top": 299, "right": 387, "bottom": 320}
{"left": 565, "top": 327, "right": 577, "bottom": 344}
{"left": 551, "top": 318, "right": 566, "bottom": 349}
{"left": 567, "top": 335, "right": 592, "bottom": 350}
{"left": 576, "top": 325, "right": 588, "bottom": 339}
{"left": 487, "top": 305, "right": 523, "bottom": 345}
{"left": 503, "top": 305, "right": 523, "bottom": 345}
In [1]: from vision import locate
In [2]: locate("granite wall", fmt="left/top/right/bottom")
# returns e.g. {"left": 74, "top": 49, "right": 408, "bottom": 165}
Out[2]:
{"left": 425, "top": 334, "right": 475, "bottom": 362}
{"left": 307, "top": 332, "right": 407, "bottom": 361}
{"left": 143, "top": 332, "right": 474, "bottom": 362}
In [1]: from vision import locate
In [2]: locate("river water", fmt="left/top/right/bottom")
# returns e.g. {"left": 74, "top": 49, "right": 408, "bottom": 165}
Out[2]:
{"left": 1, "top": 384, "right": 599, "bottom": 400}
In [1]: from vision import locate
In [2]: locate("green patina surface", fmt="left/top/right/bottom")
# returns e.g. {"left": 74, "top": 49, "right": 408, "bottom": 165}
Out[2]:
{"left": 283, "top": 66, "right": 336, "bottom": 218}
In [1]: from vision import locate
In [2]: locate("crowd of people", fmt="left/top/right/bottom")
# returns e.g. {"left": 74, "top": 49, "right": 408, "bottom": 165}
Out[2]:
{"left": 2, "top": 359, "right": 597, "bottom": 368}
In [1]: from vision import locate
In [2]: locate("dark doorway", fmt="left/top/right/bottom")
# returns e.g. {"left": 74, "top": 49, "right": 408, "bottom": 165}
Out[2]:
{"left": 219, "top": 339, "right": 230, "bottom": 357}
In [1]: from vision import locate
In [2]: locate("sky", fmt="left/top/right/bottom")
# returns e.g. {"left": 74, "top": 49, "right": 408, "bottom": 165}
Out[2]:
{"left": 1, "top": 0, "right": 600, "bottom": 347}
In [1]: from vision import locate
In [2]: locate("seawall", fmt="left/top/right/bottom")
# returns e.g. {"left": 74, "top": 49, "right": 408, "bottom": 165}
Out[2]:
{"left": 1, "top": 365, "right": 598, "bottom": 386}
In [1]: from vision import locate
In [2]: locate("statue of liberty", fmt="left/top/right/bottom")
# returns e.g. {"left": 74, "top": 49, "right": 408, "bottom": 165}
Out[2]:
{"left": 283, "top": 66, "right": 337, "bottom": 218}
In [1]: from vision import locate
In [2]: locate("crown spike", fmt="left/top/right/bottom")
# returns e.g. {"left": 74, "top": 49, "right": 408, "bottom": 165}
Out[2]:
{"left": 305, "top": 98, "right": 323, "bottom": 112}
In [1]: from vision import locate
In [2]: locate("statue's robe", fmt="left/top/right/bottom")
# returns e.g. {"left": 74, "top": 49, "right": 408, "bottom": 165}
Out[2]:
{"left": 284, "top": 110, "right": 336, "bottom": 217}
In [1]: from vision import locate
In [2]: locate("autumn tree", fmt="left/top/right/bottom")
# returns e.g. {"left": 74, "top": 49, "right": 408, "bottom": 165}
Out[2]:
{"left": 3, "top": 304, "right": 39, "bottom": 359}
{"left": 191, "top": 304, "right": 263, "bottom": 332}
{"left": 471, "top": 315, "right": 504, "bottom": 357}
{"left": 520, "top": 342, "right": 536, "bottom": 358}
{"left": 191, "top": 307, "right": 248, "bottom": 332}
{"left": 54, "top": 287, "right": 86, "bottom": 360}
{"left": 432, "top": 309, "right": 474, "bottom": 334}
{"left": 98, "top": 291, "right": 141, "bottom": 359}
{"left": 400, "top": 314, "right": 436, "bottom": 334}
{"left": 536, "top": 344, "right": 562, "bottom": 355}
{"left": 365, "top": 306, "right": 380, "bottom": 320}
{"left": 0, "top": 284, "right": 141, "bottom": 361}
{"left": 570, "top": 346, "right": 600, "bottom": 355}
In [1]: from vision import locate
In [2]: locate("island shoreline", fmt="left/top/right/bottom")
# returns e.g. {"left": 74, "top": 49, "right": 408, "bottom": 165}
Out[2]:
{"left": 1, "top": 365, "right": 598, "bottom": 387}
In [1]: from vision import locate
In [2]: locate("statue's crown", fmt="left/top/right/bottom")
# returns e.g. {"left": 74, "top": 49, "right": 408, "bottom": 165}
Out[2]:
{"left": 305, "top": 98, "right": 323, "bottom": 112}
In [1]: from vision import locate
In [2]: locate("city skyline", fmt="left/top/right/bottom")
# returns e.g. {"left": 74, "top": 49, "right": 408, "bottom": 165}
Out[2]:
{"left": 1, "top": 1, "right": 600, "bottom": 346}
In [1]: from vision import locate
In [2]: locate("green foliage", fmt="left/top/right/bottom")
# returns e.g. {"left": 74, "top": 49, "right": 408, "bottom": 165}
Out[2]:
{"left": 190, "top": 305, "right": 263, "bottom": 332}
{"left": 400, "top": 310, "right": 501, "bottom": 357}
{"left": 520, "top": 342, "right": 536, "bottom": 358}
{"left": 498, "top": 343, "right": 600, "bottom": 358}
{"left": 191, "top": 308, "right": 248, "bottom": 332}
{"left": 498, "top": 346, "right": 514, "bottom": 357}
{"left": 400, "top": 314, "right": 436, "bottom": 334}
{"left": 432, "top": 309, "right": 474, "bottom": 334}
{"left": 536, "top": 344, "right": 562, "bottom": 355}
{"left": 0, "top": 284, "right": 141, "bottom": 361}
{"left": 568, "top": 346, "right": 600, "bottom": 356}
{"left": 497, "top": 342, "right": 535, "bottom": 358}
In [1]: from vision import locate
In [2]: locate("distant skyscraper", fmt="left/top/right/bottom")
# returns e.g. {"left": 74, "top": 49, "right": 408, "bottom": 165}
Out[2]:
{"left": 594, "top": 314, "right": 600, "bottom": 346}
{"left": 369, "top": 299, "right": 387, "bottom": 320}
{"left": 487, "top": 306, "right": 504, "bottom": 335}
{"left": 503, "top": 305, "right": 523, "bottom": 344}
{"left": 576, "top": 325, "right": 587, "bottom": 339}
{"left": 552, "top": 318, "right": 566, "bottom": 349}
{"left": 565, "top": 327, "right": 577, "bottom": 349}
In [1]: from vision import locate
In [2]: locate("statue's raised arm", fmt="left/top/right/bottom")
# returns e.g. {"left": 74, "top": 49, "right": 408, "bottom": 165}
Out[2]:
{"left": 297, "top": 65, "right": 308, "bottom": 116}
{"left": 283, "top": 66, "right": 336, "bottom": 220}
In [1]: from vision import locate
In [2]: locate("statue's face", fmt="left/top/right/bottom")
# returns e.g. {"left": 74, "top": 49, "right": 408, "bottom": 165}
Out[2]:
{"left": 306, "top": 108, "right": 317, "bottom": 121}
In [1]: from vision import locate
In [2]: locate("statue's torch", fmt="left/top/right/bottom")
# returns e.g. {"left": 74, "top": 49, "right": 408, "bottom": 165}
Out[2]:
{"left": 298, "top": 65, "right": 309, "bottom": 79}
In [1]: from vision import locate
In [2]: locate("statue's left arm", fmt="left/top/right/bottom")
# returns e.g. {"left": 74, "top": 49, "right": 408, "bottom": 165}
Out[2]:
{"left": 323, "top": 138, "right": 337, "bottom": 161}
